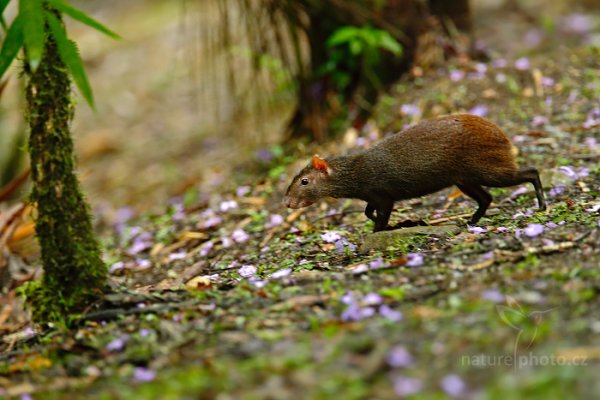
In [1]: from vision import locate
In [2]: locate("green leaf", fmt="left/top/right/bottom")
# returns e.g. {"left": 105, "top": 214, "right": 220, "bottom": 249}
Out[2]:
{"left": 377, "top": 32, "right": 403, "bottom": 56}
{"left": 0, "top": 0, "right": 10, "bottom": 15}
{"left": 0, "top": 14, "right": 24, "bottom": 80}
{"left": 46, "top": 12, "right": 94, "bottom": 108}
{"left": 20, "top": 0, "right": 45, "bottom": 71}
{"left": 327, "top": 26, "right": 359, "bottom": 47}
{"left": 47, "top": 0, "right": 120, "bottom": 39}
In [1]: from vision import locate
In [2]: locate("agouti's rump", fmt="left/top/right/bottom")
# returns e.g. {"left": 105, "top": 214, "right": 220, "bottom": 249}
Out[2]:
{"left": 283, "top": 114, "right": 546, "bottom": 232}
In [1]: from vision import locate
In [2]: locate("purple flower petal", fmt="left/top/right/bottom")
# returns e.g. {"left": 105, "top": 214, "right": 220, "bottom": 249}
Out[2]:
{"left": 133, "top": 367, "right": 156, "bottom": 383}
{"left": 481, "top": 289, "right": 504, "bottom": 303}
{"left": 106, "top": 335, "right": 129, "bottom": 352}
{"left": 406, "top": 253, "right": 424, "bottom": 267}
{"left": 363, "top": 293, "right": 384, "bottom": 306}
{"left": 524, "top": 223, "right": 544, "bottom": 237}
{"left": 219, "top": 200, "right": 238, "bottom": 212}
{"left": 585, "top": 204, "right": 600, "bottom": 212}
{"left": 393, "top": 376, "right": 423, "bottom": 397}
{"left": 270, "top": 268, "right": 292, "bottom": 279}
{"left": 386, "top": 346, "right": 414, "bottom": 368}
{"left": 168, "top": 251, "right": 186, "bottom": 261}
{"left": 449, "top": 70, "right": 465, "bottom": 81}
{"left": 400, "top": 104, "right": 421, "bottom": 117}
{"left": 548, "top": 185, "right": 565, "bottom": 197}
{"left": 109, "top": 261, "right": 125, "bottom": 274}
{"left": 532, "top": 115, "right": 548, "bottom": 128}
{"left": 469, "top": 105, "right": 489, "bottom": 117}
{"left": 268, "top": 214, "right": 284, "bottom": 227}
{"left": 239, "top": 265, "right": 257, "bottom": 278}
{"left": 236, "top": 185, "right": 251, "bottom": 197}
{"left": 441, "top": 374, "right": 467, "bottom": 397}
{"left": 321, "top": 231, "right": 342, "bottom": 243}
{"left": 515, "top": 57, "right": 530, "bottom": 71}
{"left": 232, "top": 228, "right": 249, "bottom": 243}
{"left": 379, "top": 304, "right": 403, "bottom": 322}
{"left": 468, "top": 226, "right": 488, "bottom": 234}
{"left": 369, "top": 258, "right": 385, "bottom": 269}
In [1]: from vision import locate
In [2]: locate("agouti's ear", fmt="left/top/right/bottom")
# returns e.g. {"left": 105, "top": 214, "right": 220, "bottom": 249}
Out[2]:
{"left": 312, "top": 155, "right": 330, "bottom": 174}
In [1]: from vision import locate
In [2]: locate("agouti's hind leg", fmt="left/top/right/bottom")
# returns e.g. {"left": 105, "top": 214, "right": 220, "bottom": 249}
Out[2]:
{"left": 514, "top": 167, "right": 547, "bottom": 211}
{"left": 457, "top": 184, "right": 492, "bottom": 224}
{"left": 365, "top": 204, "right": 376, "bottom": 222}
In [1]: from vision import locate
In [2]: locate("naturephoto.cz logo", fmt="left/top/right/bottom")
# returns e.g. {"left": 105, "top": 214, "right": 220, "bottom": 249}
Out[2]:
{"left": 461, "top": 295, "right": 588, "bottom": 369}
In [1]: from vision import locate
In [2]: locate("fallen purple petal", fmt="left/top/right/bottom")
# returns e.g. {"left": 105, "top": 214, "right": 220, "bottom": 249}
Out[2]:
{"left": 363, "top": 292, "right": 384, "bottom": 306}
{"left": 441, "top": 374, "right": 467, "bottom": 397}
{"left": 236, "top": 185, "right": 251, "bottom": 197}
{"left": 232, "top": 228, "right": 249, "bottom": 243}
{"left": 106, "top": 335, "right": 129, "bottom": 352}
{"left": 386, "top": 345, "right": 414, "bottom": 368}
{"left": 524, "top": 223, "right": 544, "bottom": 237}
{"left": 585, "top": 204, "right": 600, "bottom": 212}
{"left": 469, "top": 105, "right": 488, "bottom": 117}
{"left": 379, "top": 304, "right": 403, "bottom": 322}
{"left": 548, "top": 185, "right": 565, "bottom": 197}
{"left": 270, "top": 268, "right": 292, "bottom": 279}
{"left": 531, "top": 115, "right": 548, "bottom": 128}
{"left": 393, "top": 376, "right": 423, "bottom": 397}
{"left": 238, "top": 265, "right": 257, "bottom": 278}
{"left": 468, "top": 226, "right": 488, "bottom": 234}
{"left": 268, "top": 214, "right": 284, "bottom": 227}
{"left": 321, "top": 231, "right": 342, "bottom": 243}
{"left": 481, "top": 289, "right": 504, "bottom": 303}
{"left": 400, "top": 103, "right": 421, "bottom": 117}
{"left": 219, "top": 200, "right": 238, "bottom": 212}
{"left": 515, "top": 57, "right": 530, "bottom": 71}
{"left": 168, "top": 251, "right": 186, "bottom": 261}
{"left": 133, "top": 367, "right": 156, "bottom": 383}
{"left": 406, "top": 253, "right": 424, "bottom": 267}
{"left": 369, "top": 258, "right": 385, "bottom": 269}
{"left": 351, "top": 264, "right": 369, "bottom": 274}
{"left": 109, "top": 261, "right": 125, "bottom": 274}
{"left": 449, "top": 70, "right": 465, "bottom": 81}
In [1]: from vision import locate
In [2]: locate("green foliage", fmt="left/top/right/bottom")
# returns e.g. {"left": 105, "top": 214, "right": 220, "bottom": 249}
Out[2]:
{"left": 0, "top": 0, "right": 118, "bottom": 107}
{"left": 322, "top": 25, "right": 403, "bottom": 92}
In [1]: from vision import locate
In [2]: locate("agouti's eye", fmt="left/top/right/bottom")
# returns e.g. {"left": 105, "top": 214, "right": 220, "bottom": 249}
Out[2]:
{"left": 301, "top": 178, "right": 309, "bottom": 186}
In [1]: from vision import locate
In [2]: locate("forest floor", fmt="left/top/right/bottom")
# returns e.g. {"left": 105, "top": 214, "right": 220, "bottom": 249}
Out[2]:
{"left": 2, "top": 3, "right": 600, "bottom": 400}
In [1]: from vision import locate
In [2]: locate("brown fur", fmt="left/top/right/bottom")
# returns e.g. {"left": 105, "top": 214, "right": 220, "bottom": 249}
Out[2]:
{"left": 283, "top": 114, "right": 546, "bottom": 232}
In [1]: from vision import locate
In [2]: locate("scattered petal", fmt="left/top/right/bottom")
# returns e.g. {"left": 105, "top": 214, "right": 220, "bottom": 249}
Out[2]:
{"left": 232, "top": 228, "right": 249, "bottom": 243}
{"left": 469, "top": 105, "right": 488, "bottom": 117}
{"left": 219, "top": 200, "right": 238, "bottom": 212}
{"left": 400, "top": 103, "right": 421, "bottom": 117}
{"left": 238, "top": 265, "right": 257, "bottom": 278}
{"left": 406, "top": 253, "right": 424, "bottom": 267}
{"left": 524, "top": 223, "right": 544, "bottom": 238}
{"left": 236, "top": 185, "right": 251, "bottom": 197}
{"left": 133, "top": 367, "right": 156, "bottom": 383}
{"left": 363, "top": 293, "right": 384, "bottom": 306}
{"left": 267, "top": 214, "right": 284, "bottom": 228}
{"left": 468, "top": 226, "right": 488, "bottom": 234}
{"left": 270, "top": 268, "right": 292, "bottom": 279}
{"left": 481, "top": 289, "right": 505, "bottom": 303}
{"left": 531, "top": 115, "right": 548, "bottom": 128}
{"left": 321, "top": 231, "right": 342, "bottom": 243}
{"left": 106, "top": 335, "right": 129, "bottom": 352}
{"left": 168, "top": 251, "right": 186, "bottom": 261}
{"left": 393, "top": 376, "right": 423, "bottom": 397}
{"left": 109, "top": 261, "right": 124, "bottom": 274}
{"left": 386, "top": 346, "right": 414, "bottom": 368}
{"left": 449, "top": 70, "right": 465, "bottom": 81}
{"left": 515, "top": 57, "right": 530, "bottom": 71}
{"left": 441, "top": 374, "right": 467, "bottom": 397}
{"left": 379, "top": 304, "right": 403, "bottom": 322}
{"left": 548, "top": 185, "right": 565, "bottom": 197}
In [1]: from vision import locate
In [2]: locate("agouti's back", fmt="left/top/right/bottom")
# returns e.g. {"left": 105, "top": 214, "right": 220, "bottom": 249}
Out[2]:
{"left": 284, "top": 114, "right": 546, "bottom": 232}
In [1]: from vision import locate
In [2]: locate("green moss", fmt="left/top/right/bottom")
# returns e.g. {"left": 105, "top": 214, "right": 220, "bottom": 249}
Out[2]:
{"left": 23, "top": 14, "right": 106, "bottom": 325}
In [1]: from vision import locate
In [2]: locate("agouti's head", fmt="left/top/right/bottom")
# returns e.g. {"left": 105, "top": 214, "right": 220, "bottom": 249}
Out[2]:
{"left": 283, "top": 155, "right": 331, "bottom": 209}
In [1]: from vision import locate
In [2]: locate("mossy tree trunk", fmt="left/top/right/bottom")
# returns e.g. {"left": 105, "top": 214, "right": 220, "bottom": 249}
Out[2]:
{"left": 24, "top": 14, "right": 106, "bottom": 324}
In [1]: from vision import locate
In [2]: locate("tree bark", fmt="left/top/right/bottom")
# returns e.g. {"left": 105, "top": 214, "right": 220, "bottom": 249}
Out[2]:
{"left": 24, "top": 13, "right": 106, "bottom": 324}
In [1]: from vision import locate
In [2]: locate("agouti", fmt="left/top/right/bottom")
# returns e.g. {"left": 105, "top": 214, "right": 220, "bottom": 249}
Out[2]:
{"left": 283, "top": 114, "right": 546, "bottom": 232}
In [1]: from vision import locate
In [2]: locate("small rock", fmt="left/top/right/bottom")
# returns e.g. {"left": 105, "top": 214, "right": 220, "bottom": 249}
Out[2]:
{"left": 360, "top": 224, "right": 460, "bottom": 253}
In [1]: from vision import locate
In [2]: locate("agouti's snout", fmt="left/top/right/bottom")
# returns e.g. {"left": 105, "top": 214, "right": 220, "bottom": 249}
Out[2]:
{"left": 283, "top": 114, "right": 546, "bottom": 232}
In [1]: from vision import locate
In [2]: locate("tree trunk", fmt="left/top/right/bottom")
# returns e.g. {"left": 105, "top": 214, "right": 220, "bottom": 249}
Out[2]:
{"left": 23, "top": 13, "right": 106, "bottom": 324}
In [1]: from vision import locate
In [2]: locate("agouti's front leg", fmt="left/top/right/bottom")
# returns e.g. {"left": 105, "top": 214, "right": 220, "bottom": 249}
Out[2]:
{"left": 372, "top": 200, "right": 393, "bottom": 232}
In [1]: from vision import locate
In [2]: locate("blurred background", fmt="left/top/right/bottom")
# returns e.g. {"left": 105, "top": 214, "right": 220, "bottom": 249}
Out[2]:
{"left": 1, "top": 0, "right": 598, "bottom": 213}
